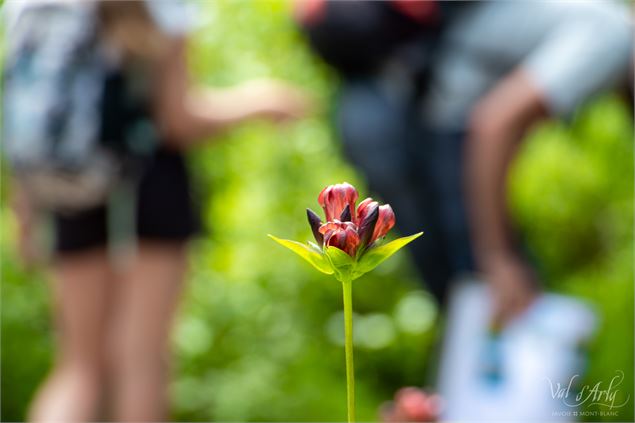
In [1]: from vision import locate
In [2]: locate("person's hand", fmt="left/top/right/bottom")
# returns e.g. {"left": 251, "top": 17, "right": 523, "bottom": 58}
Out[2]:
{"left": 380, "top": 387, "right": 442, "bottom": 422}
{"left": 237, "top": 78, "right": 313, "bottom": 123}
{"left": 483, "top": 252, "right": 539, "bottom": 327}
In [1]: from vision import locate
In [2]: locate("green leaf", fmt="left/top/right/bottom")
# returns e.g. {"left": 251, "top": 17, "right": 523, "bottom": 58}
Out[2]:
{"left": 325, "top": 246, "right": 355, "bottom": 282}
{"left": 268, "top": 235, "right": 334, "bottom": 275}
{"left": 355, "top": 232, "right": 423, "bottom": 276}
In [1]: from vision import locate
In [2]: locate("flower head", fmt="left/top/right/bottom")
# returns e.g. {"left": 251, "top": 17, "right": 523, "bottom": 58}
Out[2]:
{"left": 310, "top": 182, "right": 396, "bottom": 257}
{"left": 270, "top": 182, "right": 422, "bottom": 281}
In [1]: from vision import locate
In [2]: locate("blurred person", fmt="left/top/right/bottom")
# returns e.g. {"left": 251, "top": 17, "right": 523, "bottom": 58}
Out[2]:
{"left": 3, "top": 1, "right": 309, "bottom": 421}
{"left": 389, "top": 0, "right": 631, "bottom": 420}
{"left": 420, "top": 0, "right": 633, "bottom": 325}
{"left": 296, "top": 0, "right": 468, "bottom": 307}
{"left": 297, "top": 0, "right": 631, "bottom": 421}
{"left": 298, "top": 0, "right": 632, "bottom": 329}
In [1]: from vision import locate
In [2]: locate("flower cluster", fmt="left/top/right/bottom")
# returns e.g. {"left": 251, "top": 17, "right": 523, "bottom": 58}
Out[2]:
{"left": 307, "top": 183, "right": 396, "bottom": 257}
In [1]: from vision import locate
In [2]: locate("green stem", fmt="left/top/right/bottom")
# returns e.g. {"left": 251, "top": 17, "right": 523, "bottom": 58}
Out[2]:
{"left": 341, "top": 278, "right": 355, "bottom": 422}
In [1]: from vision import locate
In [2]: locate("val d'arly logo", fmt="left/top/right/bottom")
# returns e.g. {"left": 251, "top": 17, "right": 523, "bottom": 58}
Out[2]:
{"left": 547, "top": 370, "right": 630, "bottom": 410}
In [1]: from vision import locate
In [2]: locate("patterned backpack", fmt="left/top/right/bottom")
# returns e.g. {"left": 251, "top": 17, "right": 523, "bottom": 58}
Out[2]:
{"left": 3, "top": 1, "right": 156, "bottom": 214}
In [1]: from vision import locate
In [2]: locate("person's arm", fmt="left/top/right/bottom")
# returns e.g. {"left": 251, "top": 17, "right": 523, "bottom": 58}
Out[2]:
{"left": 464, "top": 68, "right": 547, "bottom": 325}
{"left": 154, "top": 38, "right": 311, "bottom": 148}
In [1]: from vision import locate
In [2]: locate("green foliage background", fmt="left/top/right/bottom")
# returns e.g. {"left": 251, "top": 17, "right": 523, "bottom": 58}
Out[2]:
{"left": 1, "top": 1, "right": 633, "bottom": 421}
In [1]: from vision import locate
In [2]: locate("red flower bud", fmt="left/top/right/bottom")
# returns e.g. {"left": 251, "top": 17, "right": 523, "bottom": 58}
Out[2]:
{"left": 318, "top": 182, "right": 358, "bottom": 222}
{"left": 371, "top": 204, "right": 395, "bottom": 243}
{"left": 358, "top": 202, "right": 379, "bottom": 247}
{"left": 313, "top": 185, "right": 397, "bottom": 256}
{"left": 356, "top": 197, "right": 378, "bottom": 225}
{"left": 319, "top": 220, "right": 360, "bottom": 257}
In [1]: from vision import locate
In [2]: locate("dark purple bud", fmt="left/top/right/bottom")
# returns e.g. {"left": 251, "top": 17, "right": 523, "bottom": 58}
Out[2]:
{"left": 358, "top": 203, "right": 379, "bottom": 247}
{"left": 339, "top": 204, "right": 352, "bottom": 222}
{"left": 307, "top": 208, "right": 324, "bottom": 245}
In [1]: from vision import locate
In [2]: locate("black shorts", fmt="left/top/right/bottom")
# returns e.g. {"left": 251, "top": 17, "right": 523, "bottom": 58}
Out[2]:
{"left": 53, "top": 148, "right": 200, "bottom": 253}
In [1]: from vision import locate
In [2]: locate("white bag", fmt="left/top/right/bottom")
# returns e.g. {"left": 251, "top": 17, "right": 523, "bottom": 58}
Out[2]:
{"left": 437, "top": 280, "right": 596, "bottom": 421}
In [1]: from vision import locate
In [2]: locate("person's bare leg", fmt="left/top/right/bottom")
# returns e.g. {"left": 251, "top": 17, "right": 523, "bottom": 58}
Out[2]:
{"left": 110, "top": 241, "right": 188, "bottom": 422}
{"left": 465, "top": 68, "right": 548, "bottom": 324}
{"left": 29, "top": 249, "right": 113, "bottom": 422}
